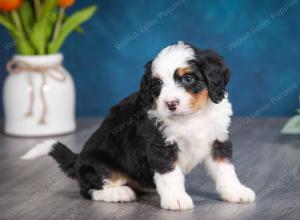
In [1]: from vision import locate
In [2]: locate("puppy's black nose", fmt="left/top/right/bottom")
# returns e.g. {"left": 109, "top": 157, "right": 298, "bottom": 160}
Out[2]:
{"left": 165, "top": 100, "right": 179, "bottom": 111}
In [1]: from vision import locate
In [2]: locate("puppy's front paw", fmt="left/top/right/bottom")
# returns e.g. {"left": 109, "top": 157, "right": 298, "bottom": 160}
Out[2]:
{"left": 219, "top": 184, "right": 255, "bottom": 203}
{"left": 160, "top": 192, "right": 194, "bottom": 211}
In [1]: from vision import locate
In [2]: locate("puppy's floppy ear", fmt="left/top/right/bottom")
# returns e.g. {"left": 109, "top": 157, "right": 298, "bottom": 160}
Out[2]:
{"left": 139, "top": 60, "right": 154, "bottom": 108}
{"left": 195, "top": 49, "right": 230, "bottom": 103}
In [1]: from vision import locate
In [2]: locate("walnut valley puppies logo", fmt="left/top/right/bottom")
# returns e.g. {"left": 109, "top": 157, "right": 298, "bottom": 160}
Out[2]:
{"left": 115, "top": 0, "right": 188, "bottom": 50}
{"left": 110, "top": 109, "right": 147, "bottom": 135}
{"left": 232, "top": 83, "right": 299, "bottom": 133}
{"left": 3, "top": 28, "right": 33, "bottom": 51}
{"left": 228, "top": 0, "right": 299, "bottom": 50}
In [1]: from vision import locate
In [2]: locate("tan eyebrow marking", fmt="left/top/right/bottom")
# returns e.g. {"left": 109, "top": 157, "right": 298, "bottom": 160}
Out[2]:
{"left": 177, "top": 66, "right": 193, "bottom": 77}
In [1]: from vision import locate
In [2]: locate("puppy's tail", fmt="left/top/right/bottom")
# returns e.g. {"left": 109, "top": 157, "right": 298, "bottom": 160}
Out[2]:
{"left": 21, "top": 140, "right": 78, "bottom": 179}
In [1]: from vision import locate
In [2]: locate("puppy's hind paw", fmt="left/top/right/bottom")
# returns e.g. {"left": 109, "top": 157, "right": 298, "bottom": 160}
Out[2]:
{"left": 91, "top": 186, "right": 136, "bottom": 203}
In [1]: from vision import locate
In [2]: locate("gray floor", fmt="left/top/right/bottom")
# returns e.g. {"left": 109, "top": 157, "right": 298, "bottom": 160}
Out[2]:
{"left": 0, "top": 118, "right": 299, "bottom": 220}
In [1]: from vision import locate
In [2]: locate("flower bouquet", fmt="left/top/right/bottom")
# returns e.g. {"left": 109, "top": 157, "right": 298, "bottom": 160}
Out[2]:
{"left": 0, "top": 0, "right": 97, "bottom": 137}
{"left": 0, "top": 0, "right": 97, "bottom": 54}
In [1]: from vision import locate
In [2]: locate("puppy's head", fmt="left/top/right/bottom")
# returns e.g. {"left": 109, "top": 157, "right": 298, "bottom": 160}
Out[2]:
{"left": 140, "top": 41, "right": 230, "bottom": 118}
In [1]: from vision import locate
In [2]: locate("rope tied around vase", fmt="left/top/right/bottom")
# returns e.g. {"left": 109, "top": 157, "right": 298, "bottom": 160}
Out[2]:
{"left": 6, "top": 59, "right": 67, "bottom": 125}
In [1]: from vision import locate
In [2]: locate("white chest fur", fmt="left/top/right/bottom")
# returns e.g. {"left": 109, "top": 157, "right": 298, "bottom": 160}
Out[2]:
{"left": 149, "top": 98, "right": 233, "bottom": 174}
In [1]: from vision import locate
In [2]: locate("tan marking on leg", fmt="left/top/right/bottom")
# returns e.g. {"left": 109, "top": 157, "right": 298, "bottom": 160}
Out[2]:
{"left": 103, "top": 172, "right": 127, "bottom": 189}
{"left": 104, "top": 171, "right": 150, "bottom": 192}
{"left": 212, "top": 140, "right": 232, "bottom": 163}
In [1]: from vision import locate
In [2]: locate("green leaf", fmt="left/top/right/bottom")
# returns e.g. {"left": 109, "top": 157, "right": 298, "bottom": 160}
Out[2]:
{"left": 45, "top": 12, "right": 58, "bottom": 40}
{"left": 14, "top": 36, "right": 36, "bottom": 54}
{"left": 63, "top": 15, "right": 85, "bottom": 34}
{"left": 48, "top": 5, "right": 97, "bottom": 53}
{"left": 74, "top": 26, "right": 85, "bottom": 34}
{"left": 281, "top": 116, "right": 300, "bottom": 134}
{"left": 0, "top": 14, "right": 17, "bottom": 34}
{"left": 19, "top": 1, "right": 34, "bottom": 33}
{"left": 30, "top": 0, "right": 57, "bottom": 54}
{"left": 39, "top": 0, "right": 57, "bottom": 20}
{"left": 0, "top": 13, "right": 35, "bottom": 54}
{"left": 30, "top": 19, "right": 47, "bottom": 54}
{"left": 3, "top": 31, "right": 34, "bottom": 55}
{"left": 4, "top": 29, "right": 35, "bottom": 55}
{"left": 18, "top": 1, "right": 36, "bottom": 53}
{"left": 297, "top": 109, "right": 300, "bottom": 114}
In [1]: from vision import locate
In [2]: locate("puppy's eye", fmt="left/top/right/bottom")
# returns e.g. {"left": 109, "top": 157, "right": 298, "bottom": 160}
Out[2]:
{"left": 181, "top": 74, "right": 195, "bottom": 85}
{"left": 154, "top": 78, "right": 163, "bottom": 85}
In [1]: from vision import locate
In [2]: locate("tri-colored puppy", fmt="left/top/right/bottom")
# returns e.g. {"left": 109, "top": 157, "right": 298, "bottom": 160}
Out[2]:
{"left": 22, "top": 41, "right": 255, "bottom": 210}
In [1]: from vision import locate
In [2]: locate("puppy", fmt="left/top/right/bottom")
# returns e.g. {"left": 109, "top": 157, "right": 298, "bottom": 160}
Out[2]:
{"left": 22, "top": 41, "right": 255, "bottom": 210}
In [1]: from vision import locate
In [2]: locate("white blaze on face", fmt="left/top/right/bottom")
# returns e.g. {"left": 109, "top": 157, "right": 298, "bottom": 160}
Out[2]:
{"left": 151, "top": 42, "right": 196, "bottom": 118}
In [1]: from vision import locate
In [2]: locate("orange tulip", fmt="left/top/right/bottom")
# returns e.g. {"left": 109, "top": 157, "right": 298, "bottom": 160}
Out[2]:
{"left": 0, "top": 0, "right": 22, "bottom": 12}
{"left": 58, "top": 0, "right": 75, "bottom": 8}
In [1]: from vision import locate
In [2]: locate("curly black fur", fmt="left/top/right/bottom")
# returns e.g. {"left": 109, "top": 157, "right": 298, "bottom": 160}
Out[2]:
{"left": 43, "top": 43, "right": 232, "bottom": 201}
{"left": 189, "top": 47, "right": 231, "bottom": 103}
{"left": 49, "top": 62, "right": 178, "bottom": 199}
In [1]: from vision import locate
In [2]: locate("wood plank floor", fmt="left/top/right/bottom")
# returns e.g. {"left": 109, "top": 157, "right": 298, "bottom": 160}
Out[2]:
{"left": 0, "top": 118, "right": 299, "bottom": 220}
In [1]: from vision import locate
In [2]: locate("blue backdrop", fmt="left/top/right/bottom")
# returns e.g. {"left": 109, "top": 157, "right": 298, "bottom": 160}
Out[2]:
{"left": 0, "top": 0, "right": 299, "bottom": 117}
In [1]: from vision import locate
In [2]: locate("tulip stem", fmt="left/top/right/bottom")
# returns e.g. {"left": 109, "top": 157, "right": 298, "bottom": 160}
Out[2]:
{"left": 34, "top": 0, "right": 41, "bottom": 19}
{"left": 11, "top": 10, "right": 24, "bottom": 38}
{"left": 52, "top": 8, "right": 65, "bottom": 41}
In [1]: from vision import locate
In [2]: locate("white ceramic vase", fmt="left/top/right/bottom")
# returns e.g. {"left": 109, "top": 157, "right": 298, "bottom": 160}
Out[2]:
{"left": 3, "top": 53, "right": 76, "bottom": 137}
